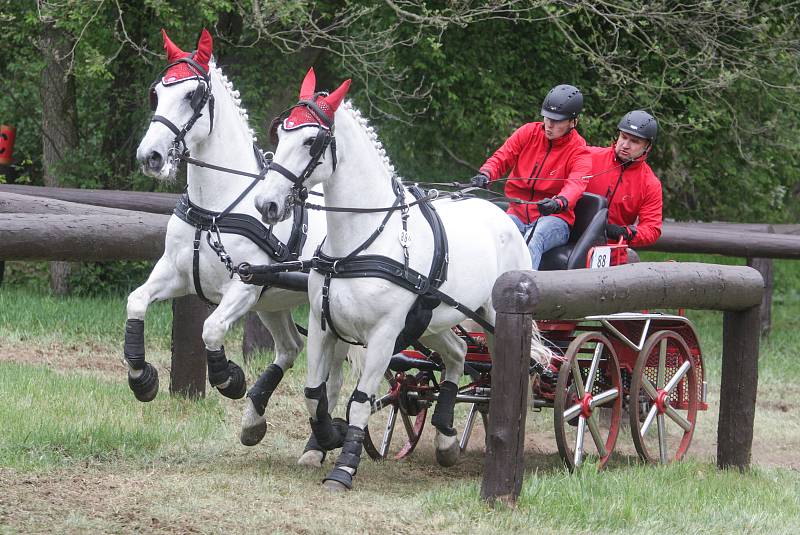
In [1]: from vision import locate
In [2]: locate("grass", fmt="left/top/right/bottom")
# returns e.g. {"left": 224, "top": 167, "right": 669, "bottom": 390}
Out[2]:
{"left": 0, "top": 361, "right": 225, "bottom": 470}
{"left": 2, "top": 255, "right": 800, "bottom": 533}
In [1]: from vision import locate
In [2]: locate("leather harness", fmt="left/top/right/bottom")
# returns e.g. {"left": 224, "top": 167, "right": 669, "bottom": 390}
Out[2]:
{"left": 172, "top": 145, "right": 309, "bottom": 305}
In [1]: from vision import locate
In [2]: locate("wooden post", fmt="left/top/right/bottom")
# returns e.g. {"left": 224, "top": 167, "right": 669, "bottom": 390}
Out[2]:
{"left": 480, "top": 311, "right": 532, "bottom": 504}
{"left": 747, "top": 226, "right": 774, "bottom": 336}
{"left": 242, "top": 311, "right": 274, "bottom": 361}
{"left": 718, "top": 305, "right": 761, "bottom": 470}
{"left": 170, "top": 295, "right": 210, "bottom": 398}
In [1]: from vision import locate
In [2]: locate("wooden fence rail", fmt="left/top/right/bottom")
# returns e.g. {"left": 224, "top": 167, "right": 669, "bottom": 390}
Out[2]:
{"left": 482, "top": 262, "right": 764, "bottom": 504}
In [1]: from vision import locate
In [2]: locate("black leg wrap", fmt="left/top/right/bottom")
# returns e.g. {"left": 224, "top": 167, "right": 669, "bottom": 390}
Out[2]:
{"left": 127, "top": 361, "right": 159, "bottom": 402}
{"left": 323, "top": 426, "right": 365, "bottom": 490}
{"left": 247, "top": 364, "right": 284, "bottom": 416}
{"left": 303, "top": 417, "right": 347, "bottom": 457}
{"left": 431, "top": 381, "right": 458, "bottom": 437}
{"left": 206, "top": 347, "right": 230, "bottom": 386}
{"left": 123, "top": 319, "right": 146, "bottom": 370}
{"left": 207, "top": 347, "right": 246, "bottom": 399}
{"left": 305, "top": 383, "right": 345, "bottom": 450}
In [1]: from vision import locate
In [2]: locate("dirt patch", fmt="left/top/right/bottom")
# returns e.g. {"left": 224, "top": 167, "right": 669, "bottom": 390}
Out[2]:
{"left": 0, "top": 339, "right": 126, "bottom": 380}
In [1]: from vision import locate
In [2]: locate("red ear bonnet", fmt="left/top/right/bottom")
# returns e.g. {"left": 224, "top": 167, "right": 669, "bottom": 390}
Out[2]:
{"left": 284, "top": 69, "right": 353, "bottom": 130}
{"left": 161, "top": 28, "right": 213, "bottom": 85}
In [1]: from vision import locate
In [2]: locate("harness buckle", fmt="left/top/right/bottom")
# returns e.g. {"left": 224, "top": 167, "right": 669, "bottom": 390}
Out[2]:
{"left": 332, "top": 259, "right": 342, "bottom": 274}
{"left": 414, "top": 275, "right": 428, "bottom": 292}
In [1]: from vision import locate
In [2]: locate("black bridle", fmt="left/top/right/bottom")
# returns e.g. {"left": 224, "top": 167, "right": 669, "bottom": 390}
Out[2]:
{"left": 267, "top": 96, "right": 339, "bottom": 208}
{"left": 149, "top": 54, "right": 215, "bottom": 167}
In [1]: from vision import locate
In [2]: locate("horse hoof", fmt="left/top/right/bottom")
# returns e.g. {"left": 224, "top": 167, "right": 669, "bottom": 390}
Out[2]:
{"left": 297, "top": 450, "right": 325, "bottom": 468}
{"left": 240, "top": 420, "right": 267, "bottom": 446}
{"left": 128, "top": 362, "right": 159, "bottom": 402}
{"left": 435, "top": 432, "right": 460, "bottom": 467}
{"left": 218, "top": 361, "right": 246, "bottom": 399}
{"left": 322, "top": 479, "right": 350, "bottom": 492}
{"left": 240, "top": 399, "right": 267, "bottom": 446}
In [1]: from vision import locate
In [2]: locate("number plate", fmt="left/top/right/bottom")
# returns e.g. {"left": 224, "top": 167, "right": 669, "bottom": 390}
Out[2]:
{"left": 589, "top": 246, "right": 611, "bottom": 269}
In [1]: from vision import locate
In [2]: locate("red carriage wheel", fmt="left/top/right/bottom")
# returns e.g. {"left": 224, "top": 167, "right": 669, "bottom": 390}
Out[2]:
{"left": 629, "top": 330, "right": 698, "bottom": 464}
{"left": 554, "top": 331, "right": 622, "bottom": 471}
{"left": 363, "top": 370, "right": 431, "bottom": 461}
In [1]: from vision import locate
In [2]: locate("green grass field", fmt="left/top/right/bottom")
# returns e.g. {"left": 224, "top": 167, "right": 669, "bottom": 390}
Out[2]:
{"left": 2, "top": 256, "right": 800, "bottom": 533}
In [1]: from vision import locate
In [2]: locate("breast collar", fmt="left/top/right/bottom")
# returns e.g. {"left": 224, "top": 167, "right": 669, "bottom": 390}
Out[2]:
{"left": 172, "top": 145, "right": 309, "bottom": 304}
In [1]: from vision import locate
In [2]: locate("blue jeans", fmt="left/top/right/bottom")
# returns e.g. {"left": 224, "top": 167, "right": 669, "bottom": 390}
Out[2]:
{"left": 509, "top": 215, "right": 570, "bottom": 270}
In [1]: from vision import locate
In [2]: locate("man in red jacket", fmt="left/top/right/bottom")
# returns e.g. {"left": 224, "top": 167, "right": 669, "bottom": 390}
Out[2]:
{"left": 587, "top": 110, "right": 662, "bottom": 263}
{"left": 470, "top": 84, "right": 592, "bottom": 269}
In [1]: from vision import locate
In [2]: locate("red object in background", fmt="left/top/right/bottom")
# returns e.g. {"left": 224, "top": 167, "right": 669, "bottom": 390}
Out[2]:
{"left": 0, "top": 125, "right": 16, "bottom": 165}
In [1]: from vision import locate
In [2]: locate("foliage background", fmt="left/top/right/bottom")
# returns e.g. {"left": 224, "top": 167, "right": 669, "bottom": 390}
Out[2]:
{"left": 2, "top": 0, "right": 799, "bottom": 224}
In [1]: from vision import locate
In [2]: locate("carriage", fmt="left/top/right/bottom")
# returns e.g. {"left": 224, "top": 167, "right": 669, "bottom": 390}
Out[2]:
{"left": 361, "top": 192, "right": 707, "bottom": 470}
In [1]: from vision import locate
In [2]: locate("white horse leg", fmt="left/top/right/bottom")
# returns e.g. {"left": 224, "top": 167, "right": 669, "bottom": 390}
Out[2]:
{"left": 297, "top": 340, "right": 349, "bottom": 467}
{"left": 323, "top": 328, "right": 398, "bottom": 491}
{"left": 420, "top": 329, "right": 468, "bottom": 467}
{"left": 241, "top": 309, "right": 304, "bottom": 446}
{"left": 124, "top": 255, "right": 188, "bottom": 402}
{"left": 202, "top": 282, "right": 262, "bottom": 400}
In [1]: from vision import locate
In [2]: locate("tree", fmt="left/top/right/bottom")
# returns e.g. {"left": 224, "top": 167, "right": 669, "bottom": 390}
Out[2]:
{"left": 39, "top": 7, "right": 79, "bottom": 295}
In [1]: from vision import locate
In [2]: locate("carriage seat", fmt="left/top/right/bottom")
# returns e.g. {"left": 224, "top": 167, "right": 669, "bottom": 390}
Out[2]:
{"left": 538, "top": 193, "right": 609, "bottom": 271}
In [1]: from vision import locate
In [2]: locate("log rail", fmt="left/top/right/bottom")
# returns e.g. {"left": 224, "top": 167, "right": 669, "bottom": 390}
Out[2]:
{"left": 482, "top": 263, "right": 764, "bottom": 504}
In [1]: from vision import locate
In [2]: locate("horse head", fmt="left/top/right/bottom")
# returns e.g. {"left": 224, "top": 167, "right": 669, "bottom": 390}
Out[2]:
{"left": 136, "top": 28, "right": 216, "bottom": 180}
{"left": 255, "top": 68, "right": 351, "bottom": 224}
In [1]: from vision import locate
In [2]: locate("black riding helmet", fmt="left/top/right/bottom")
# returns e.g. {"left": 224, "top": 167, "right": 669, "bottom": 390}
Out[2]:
{"left": 541, "top": 84, "right": 583, "bottom": 121}
{"left": 618, "top": 110, "right": 658, "bottom": 142}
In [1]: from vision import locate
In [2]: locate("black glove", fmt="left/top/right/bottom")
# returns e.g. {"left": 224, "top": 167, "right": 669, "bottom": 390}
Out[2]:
{"left": 470, "top": 173, "right": 489, "bottom": 189}
{"left": 537, "top": 196, "right": 567, "bottom": 216}
{"left": 606, "top": 223, "right": 636, "bottom": 242}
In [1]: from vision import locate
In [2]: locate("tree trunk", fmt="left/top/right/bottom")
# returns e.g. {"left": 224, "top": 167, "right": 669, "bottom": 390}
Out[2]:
{"left": 101, "top": 0, "right": 151, "bottom": 187}
{"left": 40, "top": 19, "right": 79, "bottom": 295}
{"left": 242, "top": 311, "right": 274, "bottom": 360}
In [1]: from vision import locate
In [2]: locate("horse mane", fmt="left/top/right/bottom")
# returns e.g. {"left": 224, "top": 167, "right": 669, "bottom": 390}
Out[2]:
{"left": 340, "top": 100, "right": 400, "bottom": 180}
{"left": 208, "top": 58, "right": 258, "bottom": 145}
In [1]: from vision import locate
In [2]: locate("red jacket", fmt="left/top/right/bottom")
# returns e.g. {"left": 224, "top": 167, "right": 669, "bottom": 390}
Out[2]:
{"left": 586, "top": 144, "right": 663, "bottom": 247}
{"left": 479, "top": 122, "right": 591, "bottom": 226}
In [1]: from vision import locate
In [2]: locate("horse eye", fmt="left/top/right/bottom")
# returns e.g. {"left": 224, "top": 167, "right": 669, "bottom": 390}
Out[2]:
{"left": 302, "top": 137, "right": 315, "bottom": 147}
{"left": 185, "top": 90, "right": 195, "bottom": 101}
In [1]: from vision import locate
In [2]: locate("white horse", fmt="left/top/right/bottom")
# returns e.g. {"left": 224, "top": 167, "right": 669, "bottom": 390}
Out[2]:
{"left": 129, "top": 29, "right": 348, "bottom": 458}
{"left": 253, "top": 70, "right": 532, "bottom": 491}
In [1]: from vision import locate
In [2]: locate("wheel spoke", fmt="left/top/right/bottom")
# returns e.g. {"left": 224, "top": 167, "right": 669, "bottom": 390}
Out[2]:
{"left": 657, "top": 339, "right": 667, "bottom": 389}
{"left": 664, "top": 360, "right": 692, "bottom": 394}
{"left": 399, "top": 409, "right": 415, "bottom": 439}
{"left": 563, "top": 402, "right": 583, "bottom": 423}
{"left": 586, "top": 413, "right": 608, "bottom": 457}
{"left": 381, "top": 405, "right": 398, "bottom": 457}
{"left": 460, "top": 404, "right": 479, "bottom": 451}
{"left": 664, "top": 404, "right": 693, "bottom": 432}
{"left": 641, "top": 404, "right": 658, "bottom": 436}
{"left": 371, "top": 393, "right": 395, "bottom": 414}
{"left": 573, "top": 416, "right": 587, "bottom": 467}
{"left": 641, "top": 376, "right": 659, "bottom": 399}
{"left": 570, "top": 357, "right": 587, "bottom": 397}
{"left": 585, "top": 343, "right": 604, "bottom": 392}
{"left": 590, "top": 387, "right": 619, "bottom": 408}
{"left": 657, "top": 414, "right": 668, "bottom": 463}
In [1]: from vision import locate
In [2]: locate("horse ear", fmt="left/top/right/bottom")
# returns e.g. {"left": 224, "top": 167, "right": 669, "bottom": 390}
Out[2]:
{"left": 161, "top": 29, "right": 186, "bottom": 62}
{"left": 324, "top": 79, "right": 352, "bottom": 113}
{"left": 299, "top": 68, "right": 317, "bottom": 100}
{"left": 194, "top": 28, "right": 213, "bottom": 72}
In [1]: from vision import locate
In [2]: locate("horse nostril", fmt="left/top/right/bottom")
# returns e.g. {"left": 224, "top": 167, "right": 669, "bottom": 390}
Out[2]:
{"left": 147, "top": 151, "right": 163, "bottom": 171}
{"left": 266, "top": 202, "right": 280, "bottom": 220}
